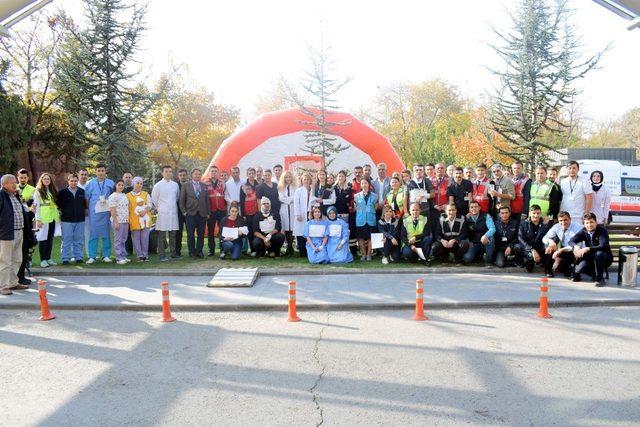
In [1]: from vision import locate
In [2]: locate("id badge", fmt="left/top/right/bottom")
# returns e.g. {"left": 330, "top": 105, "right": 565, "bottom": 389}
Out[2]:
{"left": 569, "top": 195, "right": 575, "bottom": 201}
{"left": 601, "top": 203, "right": 605, "bottom": 208}
{"left": 502, "top": 237, "right": 507, "bottom": 242}
{"left": 464, "top": 196, "right": 470, "bottom": 201}
{"left": 99, "top": 195, "right": 106, "bottom": 202}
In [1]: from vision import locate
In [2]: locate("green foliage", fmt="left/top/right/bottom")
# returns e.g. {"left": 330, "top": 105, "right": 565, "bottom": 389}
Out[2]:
{"left": 53, "top": 0, "right": 160, "bottom": 178}
{"left": 0, "top": 92, "right": 29, "bottom": 172}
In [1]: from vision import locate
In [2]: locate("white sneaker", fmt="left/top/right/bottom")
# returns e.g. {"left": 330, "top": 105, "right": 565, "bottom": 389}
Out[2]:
{"left": 124, "top": 258, "right": 131, "bottom": 263}
{"left": 250, "top": 252, "right": 257, "bottom": 257}
{"left": 70, "top": 257, "right": 76, "bottom": 263}
{"left": 382, "top": 256, "right": 389, "bottom": 265}
{"left": 40, "top": 260, "right": 49, "bottom": 268}
{"left": 86, "top": 258, "right": 96, "bottom": 264}
{"left": 116, "top": 259, "right": 127, "bottom": 265}
{"left": 102, "top": 257, "right": 112, "bottom": 263}
{"left": 47, "top": 259, "right": 57, "bottom": 266}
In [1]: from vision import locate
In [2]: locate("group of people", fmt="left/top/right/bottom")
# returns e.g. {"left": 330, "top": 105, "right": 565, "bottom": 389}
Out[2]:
{"left": 0, "top": 158, "right": 615, "bottom": 295}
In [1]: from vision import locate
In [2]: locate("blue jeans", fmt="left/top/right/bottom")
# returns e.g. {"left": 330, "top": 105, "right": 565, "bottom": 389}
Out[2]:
{"left": 221, "top": 239, "right": 243, "bottom": 260}
{"left": 88, "top": 237, "right": 111, "bottom": 259}
{"left": 61, "top": 222, "right": 85, "bottom": 261}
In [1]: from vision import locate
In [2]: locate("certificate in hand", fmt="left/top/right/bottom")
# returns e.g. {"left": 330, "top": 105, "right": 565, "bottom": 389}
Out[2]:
{"left": 308, "top": 224, "right": 326, "bottom": 238}
{"left": 328, "top": 224, "right": 342, "bottom": 237}
{"left": 259, "top": 219, "right": 276, "bottom": 233}
{"left": 94, "top": 200, "right": 109, "bottom": 213}
{"left": 371, "top": 233, "right": 384, "bottom": 249}
{"left": 221, "top": 227, "right": 239, "bottom": 239}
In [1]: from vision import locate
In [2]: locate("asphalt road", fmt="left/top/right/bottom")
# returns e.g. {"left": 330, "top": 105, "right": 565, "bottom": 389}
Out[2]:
{"left": 1, "top": 307, "right": 639, "bottom": 426}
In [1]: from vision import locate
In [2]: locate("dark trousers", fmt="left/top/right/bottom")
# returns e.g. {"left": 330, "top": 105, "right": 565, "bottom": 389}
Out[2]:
{"left": 430, "top": 210, "right": 441, "bottom": 238}
{"left": 575, "top": 251, "right": 613, "bottom": 281}
{"left": 513, "top": 243, "right": 548, "bottom": 272}
{"left": 401, "top": 236, "right": 433, "bottom": 262}
{"left": 432, "top": 239, "right": 469, "bottom": 262}
{"left": 463, "top": 239, "right": 495, "bottom": 265}
{"left": 175, "top": 211, "right": 185, "bottom": 255}
{"left": 207, "top": 210, "right": 226, "bottom": 254}
{"left": 245, "top": 214, "right": 256, "bottom": 253}
{"left": 38, "top": 221, "right": 56, "bottom": 261}
{"left": 382, "top": 239, "right": 401, "bottom": 260}
{"left": 297, "top": 236, "right": 308, "bottom": 257}
{"left": 547, "top": 250, "right": 575, "bottom": 276}
{"left": 184, "top": 214, "right": 206, "bottom": 256}
{"left": 18, "top": 233, "right": 30, "bottom": 281}
{"left": 494, "top": 244, "right": 515, "bottom": 268}
{"left": 252, "top": 233, "right": 285, "bottom": 256}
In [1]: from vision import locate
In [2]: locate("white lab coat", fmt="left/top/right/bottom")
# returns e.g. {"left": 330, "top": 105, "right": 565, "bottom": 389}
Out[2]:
{"left": 591, "top": 186, "right": 612, "bottom": 225}
{"left": 293, "top": 186, "right": 313, "bottom": 237}
{"left": 151, "top": 179, "right": 180, "bottom": 231}
{"left": 278, "top": 184, "right": 296, "bottom": 232}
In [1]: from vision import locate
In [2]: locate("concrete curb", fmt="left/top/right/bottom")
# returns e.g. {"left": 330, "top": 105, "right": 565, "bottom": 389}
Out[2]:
{"left": 4, "top": 299, "right": 640, "bottom": 312}
{"left": 29, "top": 265, "right": 615, "bottom": 277}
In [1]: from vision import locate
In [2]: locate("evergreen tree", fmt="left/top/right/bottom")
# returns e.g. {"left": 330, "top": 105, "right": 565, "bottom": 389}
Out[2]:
{"left": 487, "top": 0, "right": 605, "bottom": 170}
{"left": 53, "top": 0, "right": 160, "bottom": 177}
{"left": 288, "top": 33, "right": 351, "bottom": 171}
{"left": 0, "top": 61, "right": 29, "bottom": 172}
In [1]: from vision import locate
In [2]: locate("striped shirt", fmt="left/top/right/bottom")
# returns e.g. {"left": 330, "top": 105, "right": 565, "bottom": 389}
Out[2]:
{"left": 10, "top": 193, "right": 24, "bottom": 230}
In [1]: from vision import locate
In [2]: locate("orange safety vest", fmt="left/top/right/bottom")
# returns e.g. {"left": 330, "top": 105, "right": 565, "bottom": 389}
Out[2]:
{"left": 511, "top": 175, "right": 529, "bottom": 214}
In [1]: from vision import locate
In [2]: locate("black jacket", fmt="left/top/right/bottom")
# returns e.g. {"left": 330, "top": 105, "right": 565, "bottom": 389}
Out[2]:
{"left": 219, "top": 216, "right": 247, "bottom": 244}
{"left": 57, "top": 187, "right": 87, "bottom": 223}
{"left": 256, "top": 182, "right": 281, "bottom": 214}
{"left": 569, "top": 225, "right": 612, "bottom": 256}
{"left": 465, "top": 213, "right": 490, "bottom": 244}
{"left": 437, "top": 215, "right": 467, "bottom": 241}
{"left": 378, "top": 218, "right": 400, "bottom": 241}
{"left": 495, "top": 218, "right": 519, "bottom": 249}
{"left": 252, "top": 211, "right": 282, "bottom": 237}
{"left": 0, "top": 189, "right": 22, "bottom": 240}
{"left": 518, "top": 220, "right": 550, "bottom": 252}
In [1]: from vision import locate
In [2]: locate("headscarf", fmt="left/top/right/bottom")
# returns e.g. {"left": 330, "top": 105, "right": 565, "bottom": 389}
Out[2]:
{"left": 590, "top": 170, "right": 604, "bottom": 192}
{"left": 326, "top": 206, "right": 338, "bottom": 221}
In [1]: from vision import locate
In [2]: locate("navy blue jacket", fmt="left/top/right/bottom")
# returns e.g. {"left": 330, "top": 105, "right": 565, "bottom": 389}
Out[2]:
{"left": 57, "top": 187, "right": 87, "bottom": 223}
{"left": 0, "top": 189, "right": 22, "bottom": 240}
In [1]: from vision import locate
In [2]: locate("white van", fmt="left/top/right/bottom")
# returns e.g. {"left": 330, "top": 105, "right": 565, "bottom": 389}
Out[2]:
{"left": 576, "top": 160, "right": 640, "bottom": 223}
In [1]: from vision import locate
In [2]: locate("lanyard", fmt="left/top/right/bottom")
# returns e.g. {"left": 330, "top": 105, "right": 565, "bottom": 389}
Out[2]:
{"left": 568, "top": 178, "right": 578, "bottom": 195}
{"left": 97, "top": 180, "right": 105, "bottom": 195}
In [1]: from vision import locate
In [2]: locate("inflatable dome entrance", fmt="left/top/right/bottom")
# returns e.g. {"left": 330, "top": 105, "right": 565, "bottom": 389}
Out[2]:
{"left": 207, "top": 108, "right": 404, "bottom": 176}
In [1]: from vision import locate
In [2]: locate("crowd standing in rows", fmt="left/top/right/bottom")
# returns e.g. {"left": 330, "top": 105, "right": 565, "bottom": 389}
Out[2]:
{"left": 0, "top": 158, "right": 615, "bottom": 295}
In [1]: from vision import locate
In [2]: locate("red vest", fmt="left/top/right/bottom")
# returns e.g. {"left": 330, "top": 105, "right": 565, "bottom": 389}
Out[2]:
{"left": 473, "top": 178, "right": 491, "bottom": 213}
{"left": 242, "top": 185, "right": 258, "bottom": 216}
{"left": 511, "top": 175, "right": 529, "bottom": 214}
{"left": 431, "top": 177, "right": 449, "bottom": 206}
{"left": 207, "top": 179, "right": 227, "bottom": 212}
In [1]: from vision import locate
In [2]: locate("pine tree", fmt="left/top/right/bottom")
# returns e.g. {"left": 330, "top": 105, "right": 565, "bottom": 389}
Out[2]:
{"left": 288, "top": 33, "right": 351, "bottom": 171}
{"left": 487, "top": 0, "right": 605, "bottom": 170}
{"left": 53, "top": 0, "right": 160, "bottom": 177}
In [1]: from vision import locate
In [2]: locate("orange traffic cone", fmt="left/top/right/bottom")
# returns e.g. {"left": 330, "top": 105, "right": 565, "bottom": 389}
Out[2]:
{"left": 537, "top": 277, "right": 552, "bottom": 319}
{"left": 160, "top": 281, "right": 176, "bottom": 322}
{"left": 287, "top": 280, "right": 301, "bottom": 322}
{"left": 412, "top": 279, "right": 428, "bottom": 321}
{"left": 37, "top": 280, "right": 56, "bottom": 321}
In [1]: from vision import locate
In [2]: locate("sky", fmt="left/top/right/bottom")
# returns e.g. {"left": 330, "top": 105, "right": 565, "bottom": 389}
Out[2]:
{"left": 52, "top": 0, "right": 640, "bottom": 127}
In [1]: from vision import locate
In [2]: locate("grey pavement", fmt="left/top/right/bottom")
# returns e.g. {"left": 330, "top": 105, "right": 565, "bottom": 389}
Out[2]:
{"left": 1, "top": 308, "right": 639, "bottom": 425}
{"left": 1, "top": 271, "right": 639, "bottom": 311}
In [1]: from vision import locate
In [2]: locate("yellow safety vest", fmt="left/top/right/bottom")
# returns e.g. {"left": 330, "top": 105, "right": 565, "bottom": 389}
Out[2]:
{"left": 38, "top": 191, "right": 60, "bottom": 223}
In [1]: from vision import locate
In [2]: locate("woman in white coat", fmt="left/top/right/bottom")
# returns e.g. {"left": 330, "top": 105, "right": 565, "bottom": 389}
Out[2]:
{"left": 590, "top": 170, "right": 611, "bottom": 225}
{"left": 278, "top": 170, "right": 297, "bottom": 256}
{"left": 293, "top": 172, "right": 313, "bottom": 257}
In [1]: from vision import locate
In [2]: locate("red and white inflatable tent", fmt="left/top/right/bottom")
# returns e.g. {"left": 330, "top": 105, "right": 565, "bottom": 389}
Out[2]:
{"left": 207, "top": 108, "right": 404, "bottom": 176}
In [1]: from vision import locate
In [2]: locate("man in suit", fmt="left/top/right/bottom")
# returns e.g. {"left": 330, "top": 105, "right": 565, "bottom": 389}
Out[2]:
{"left": 570, "top": 212, "right": 613, "bottom": 287}
{"left": 179, "top": 168, "right": 211, "bottom": 258}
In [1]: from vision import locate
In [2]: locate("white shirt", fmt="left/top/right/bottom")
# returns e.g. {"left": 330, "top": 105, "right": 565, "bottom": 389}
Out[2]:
{"left": 225, "top": 178, "right": 245, "bottom": 204}
{"left": 591, "top": 186, "right": 611, "bottom": 225}
{"left": 151, "top": 179, "right": 180, "bottom": 231}
{"left": 560, "top": 176, "right": 593, "bottom": 221}
{"left": 542, "top": 222, "right": 583, "bottom": 249}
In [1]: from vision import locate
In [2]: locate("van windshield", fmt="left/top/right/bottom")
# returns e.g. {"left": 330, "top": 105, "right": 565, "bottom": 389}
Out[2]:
{"left": 622, "top": 178, "right": 640, "bottom": 196}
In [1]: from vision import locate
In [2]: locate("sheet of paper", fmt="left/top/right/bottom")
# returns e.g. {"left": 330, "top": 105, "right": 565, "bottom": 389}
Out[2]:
{"left": 371, "top": 233, "right": 385, "bottom": 249}
{"left": 221, "top": 227, "right": 239, "bottom": 239}
{"left": 329, "top": 224, "right": 342, "bottom": 237}
{"left": 94, "top": 200, "right": 109, "bottom": 213}
{"left": 410, "top": 189, "right": 428, "bottom": 203}
{"left": 415, "top": 248, "right": 426, "bottom": 261}
{"left": 308, "top": 224, "right": 326, "bottom": 238}
{"left": 259, "top": 219, "right": 275, "bottom": 234}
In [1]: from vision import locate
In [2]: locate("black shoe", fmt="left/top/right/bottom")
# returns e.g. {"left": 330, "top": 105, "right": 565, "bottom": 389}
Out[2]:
{"left": 76, "top": 259, "right": 84, "bottom": 264}
{"left": 196, "top": 253, "right": 204, "bottom": 258}
{"left": 572, "top": 274, "right": 582, "bottom": 282}
{"left": 208, "top": 252, "right": 215, "bottom": 257}
{"left": 18, "top": 278, "right": 31, "bottom": 286}
{"left": 595, "top": 279, "right": 606, "bottom": 287}
{"left": 171, "top": 254, "right": 181, "bottom": 259}
{"left": 62, "top": 260, "right": 70, "bottom": 265}
{"left": 524, "top": 261, "right": 534, "bottom": 272}
{"left": 546, "top": 272, "right": 554, "bottom": 278}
